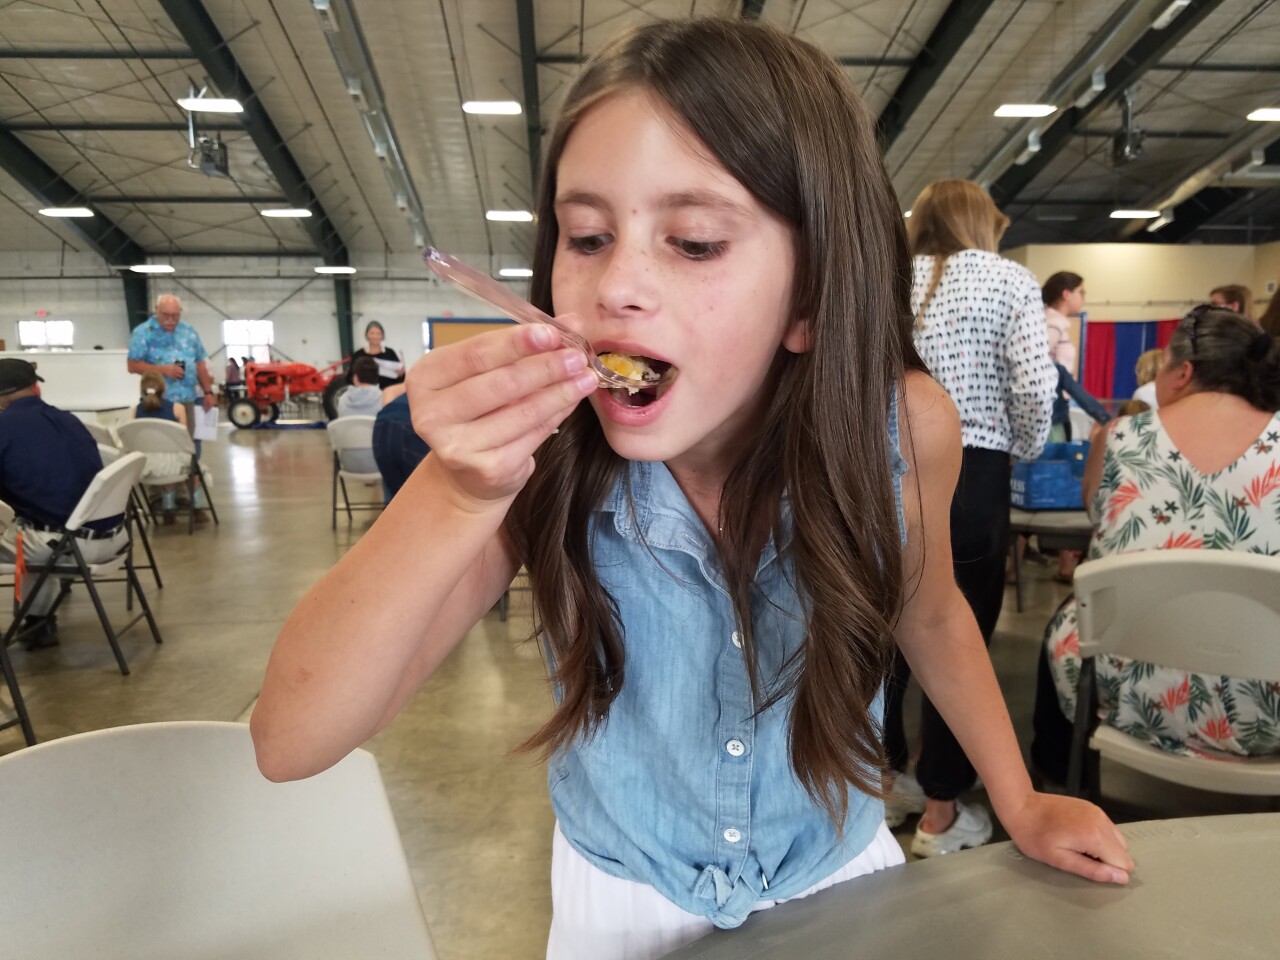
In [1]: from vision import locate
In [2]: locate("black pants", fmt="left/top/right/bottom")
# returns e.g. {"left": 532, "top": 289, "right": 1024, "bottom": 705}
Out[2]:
{"left": 884, "top": 446, "right": 1011, "bottom": 801}
{"left": 1030, "top": 641, "right": 1074, "bottom": 786}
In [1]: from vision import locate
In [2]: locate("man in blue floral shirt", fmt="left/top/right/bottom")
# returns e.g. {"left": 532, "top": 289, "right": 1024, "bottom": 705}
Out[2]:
{"left": 127, "top": 293, "right": 216, "bottom": 420}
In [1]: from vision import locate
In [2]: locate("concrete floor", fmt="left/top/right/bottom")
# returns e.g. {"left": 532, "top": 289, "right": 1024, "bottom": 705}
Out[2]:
{"left": 1, "top": 428, "right": 1272, "bottom": 959}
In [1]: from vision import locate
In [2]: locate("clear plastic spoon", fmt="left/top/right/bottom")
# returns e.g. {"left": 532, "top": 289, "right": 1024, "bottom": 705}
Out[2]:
{"left": 423, "top": 247, "right": 668, "bottom": 392}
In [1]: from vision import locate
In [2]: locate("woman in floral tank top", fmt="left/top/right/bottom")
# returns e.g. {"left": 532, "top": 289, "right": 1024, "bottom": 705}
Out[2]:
{"left": 1032, "top": 306, "right": 1280, "bottom": 782}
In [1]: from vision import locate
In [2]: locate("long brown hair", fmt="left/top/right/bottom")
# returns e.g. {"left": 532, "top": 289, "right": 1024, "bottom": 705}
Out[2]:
{"left": 504, "top": 17, "right": 924, "bottom": 823}
{"left": 908, "top": 179, "right": 1010, "bottom": 324}
{"left": 1260, "top": 291, "right": 1280, "bottom": 339}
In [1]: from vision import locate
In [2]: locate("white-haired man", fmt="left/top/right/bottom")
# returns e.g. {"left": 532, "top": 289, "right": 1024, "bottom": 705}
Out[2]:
{"left": 126, "top": 294, "right": 216, "bottom": 419}
{"left": 126, "top": 293, "right": 215, "bottom": 520}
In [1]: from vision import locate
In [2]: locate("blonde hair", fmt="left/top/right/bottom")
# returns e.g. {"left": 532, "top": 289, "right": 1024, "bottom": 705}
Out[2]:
{"left": 907, "top": 179, "right": 1011, "bottom": 324}
{"left": 139, "top": 371, "right": 166, "bottom": 413}
{"left": 1134, "top": 348, "right": 1164, "bottom": 386}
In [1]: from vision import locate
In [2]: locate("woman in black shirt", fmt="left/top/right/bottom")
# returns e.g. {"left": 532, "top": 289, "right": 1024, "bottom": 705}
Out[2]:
{"left": 348, "top": 320, "right": 404, "bottom": 389}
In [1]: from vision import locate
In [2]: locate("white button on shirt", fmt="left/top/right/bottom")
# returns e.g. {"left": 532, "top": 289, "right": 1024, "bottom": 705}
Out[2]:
{"left": 723, "top": 828, "right": 742, "bottom": 843}
{"left": 726, "top": 739, "right": 746, "bottom": 757}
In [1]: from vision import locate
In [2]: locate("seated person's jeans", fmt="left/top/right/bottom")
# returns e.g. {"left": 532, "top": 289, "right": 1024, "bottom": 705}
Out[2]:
{"left": 372, "top": 418, "right": 430, "bottom": 501}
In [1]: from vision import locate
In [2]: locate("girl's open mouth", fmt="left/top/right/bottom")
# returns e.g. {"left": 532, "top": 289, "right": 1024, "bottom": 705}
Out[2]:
{"left": 598, "top": 353, "right": 676, "bottom": 408}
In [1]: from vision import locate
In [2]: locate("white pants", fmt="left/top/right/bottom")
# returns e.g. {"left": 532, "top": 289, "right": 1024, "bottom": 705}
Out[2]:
{"left": 0, "top": 525, "right": 128, "bottom": 616}
{"left": 546, "top": 821, "right": 904, "bottom": 960}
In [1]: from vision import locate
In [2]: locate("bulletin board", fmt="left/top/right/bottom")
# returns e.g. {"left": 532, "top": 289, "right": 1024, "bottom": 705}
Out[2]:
{"left": 425, "top": 317, "right": 514, "bottom": 351}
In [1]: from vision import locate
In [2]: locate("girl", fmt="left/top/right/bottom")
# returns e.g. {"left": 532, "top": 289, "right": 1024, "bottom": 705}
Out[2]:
{"left": 252, "top": 19, "right": 1130, "bottom": 959}
{"left": 134, "top": 371, "right": 189, "bottom": 524}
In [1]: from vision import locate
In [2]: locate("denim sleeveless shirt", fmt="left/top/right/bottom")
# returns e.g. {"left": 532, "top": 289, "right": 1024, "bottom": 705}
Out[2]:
{"left": 548, "top": 397, "right": 909, "bottom": 929}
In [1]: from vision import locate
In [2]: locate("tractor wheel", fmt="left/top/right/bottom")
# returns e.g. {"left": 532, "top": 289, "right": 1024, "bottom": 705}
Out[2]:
{"left": 228, "top": 399, "right": 261, "bottom": 429}
{"left": 321, "top": 379, "right": 347, "bottom": 421}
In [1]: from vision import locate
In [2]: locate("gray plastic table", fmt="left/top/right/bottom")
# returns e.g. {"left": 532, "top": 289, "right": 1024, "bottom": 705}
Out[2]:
{"left": 662, "top": 813, "right": 1279, "bottom": 959}
{"left": 1009, "top": 507, "right": 1094, "bottom": 611}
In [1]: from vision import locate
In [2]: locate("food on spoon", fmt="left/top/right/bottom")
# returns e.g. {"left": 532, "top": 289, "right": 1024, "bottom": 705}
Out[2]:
{"left": 598, "top": 352, "right": 664, "bottom": 395}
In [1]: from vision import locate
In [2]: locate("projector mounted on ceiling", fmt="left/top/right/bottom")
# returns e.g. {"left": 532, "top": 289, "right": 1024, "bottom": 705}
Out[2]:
{"left": 1111, "top": 87, "right": 1145, "bottom": 166}
{"left": 189, "top": 136, "right": 230, "bottom": 179}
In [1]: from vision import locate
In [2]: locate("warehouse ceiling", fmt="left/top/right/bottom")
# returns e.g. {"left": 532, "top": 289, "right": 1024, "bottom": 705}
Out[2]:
{"left": 1, "top": 0, "right": 1278, "bottom": 275}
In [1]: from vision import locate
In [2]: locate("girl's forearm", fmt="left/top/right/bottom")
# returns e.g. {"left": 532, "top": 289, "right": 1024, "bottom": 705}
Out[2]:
{"left": 898, "top": 594, "right": 1034, "bottom": 817}
{"left": 250, "top": 454, "right": 513, "bottom": 781}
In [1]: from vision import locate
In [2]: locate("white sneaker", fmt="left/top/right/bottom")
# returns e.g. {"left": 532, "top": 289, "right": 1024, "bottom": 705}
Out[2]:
{"left": 883, "top": 771, "right": 927, "bottom": 828}
{"left": 910, "top": 801, "right": 993, "bottom": 857}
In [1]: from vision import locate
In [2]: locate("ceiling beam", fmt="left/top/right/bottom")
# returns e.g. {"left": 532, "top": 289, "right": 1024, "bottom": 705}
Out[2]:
{"left": 91, "top": 195, "right": 288, "bottom": 204}
{"left": 1120, "top": 135, "right": 1280, "bottom": 241}
{"left": 0, "top": 48, "right": 194, "bottom": 59}
{"left": 0, "top": 124, "right": 146, "bottom": 264}
{"left": 1072, "top": 127, "right": 1228, "bottom": 140}
{"left": 876, "top": 0, "right": 999, "bottom": 152}
{"left": 515, "top": 0, "right": 542, "bottom": 192}
{"left": 155, "top": 0, "right": 346, "bottom": 264}
{"left": 1151, "top": 61, "right": 1280, "bottom": 73}
{"left": 987, "top": 0, "right": 1224, "bottom": 208}
{"left": 5, "top": 121, "right": 241, "bottom": 132}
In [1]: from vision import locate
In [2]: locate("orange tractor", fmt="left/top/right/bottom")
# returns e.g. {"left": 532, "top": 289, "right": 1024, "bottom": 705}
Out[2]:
{"left": 227, "top": 359, "right": 349, "bottom": 428}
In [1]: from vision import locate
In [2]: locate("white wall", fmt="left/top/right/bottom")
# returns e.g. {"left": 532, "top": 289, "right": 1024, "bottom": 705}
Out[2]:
{"left": 0, "top": 252, "right": 521, "bottom": 375}
{"left": 1004, "top": 243, "right": 1259, "bottom": 321}
{"left": 0, "top": 251, "right": 127, "bottom": 350}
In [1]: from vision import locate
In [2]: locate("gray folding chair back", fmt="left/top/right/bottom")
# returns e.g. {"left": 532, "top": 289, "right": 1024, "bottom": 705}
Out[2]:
{"left": 66, "top": 451, "right": 146, "bottom": 532}
{"left": 82, "top": 420, "right": 120, "bottom": 449}
{"left": 326, "top": 415, "right": 383, "bottom": 527}
{"left": 97, "top": 442, "right": 122, "bottom": 465}
{"left": 116, "top": 418, "right": 219, "bottom": 533}
{"left": 0, "top": 722, "right": 438, "bottom": 959}
{"left": 116, "top": 417, "right": 195, "bottom": 458}
{"left": 1070, "top": 550, "right": 1280, "bottom": 797}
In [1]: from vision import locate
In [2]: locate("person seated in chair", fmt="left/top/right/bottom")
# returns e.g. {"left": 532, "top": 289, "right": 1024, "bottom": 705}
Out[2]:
{"left": 0, "top": 360, "right": 126, "bottom": 649}
{"left": 1031, "top": 307, "right": 1280, "bottom": 784}
{"left": 337, "top": 357, "right": 383, "bottom": 418}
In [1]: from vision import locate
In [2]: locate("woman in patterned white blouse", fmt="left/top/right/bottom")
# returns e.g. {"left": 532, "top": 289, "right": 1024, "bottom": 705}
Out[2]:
{"left": 884, "top": 180, "right": 1056, "bottom": 856}
{"left": 1032, "top": 306, "right": 1280, "bottom": 782}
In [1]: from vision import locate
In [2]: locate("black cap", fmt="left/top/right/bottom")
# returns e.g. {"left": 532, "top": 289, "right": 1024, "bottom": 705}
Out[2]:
{"left": 0, "top": 358, "right": 44, "bottom": 396}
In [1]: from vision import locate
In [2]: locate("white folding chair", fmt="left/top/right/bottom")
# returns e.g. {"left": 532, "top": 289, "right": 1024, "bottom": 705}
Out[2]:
{"left": 0, "top": 721, "right": 438, "bottom": 959}
{"left": 82, "top": 420, "right": 121, "bottom": 449}
{"left": 326, "top": 415, "right": 384, "bottom": 529}
{"left": 1068, "top": 550, "right": 1280, "bottom": 798}
{"left": 117, "top": 419, "right": 220, "bottom": 535}
{"left": 0, "top": 499, "right": 35, "bottom": 746}
{"left": 99, "top": 443, "right": 162, "bottom": 593}
{"left": 0, "top": 452, "right": 162, "bottom": 686}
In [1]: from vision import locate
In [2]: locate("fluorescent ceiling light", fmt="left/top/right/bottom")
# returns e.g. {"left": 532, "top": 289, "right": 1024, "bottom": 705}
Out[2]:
{"left": 129, "top": 264, "right": 175, "bottom": 274}
{"left": 463, "top": 101, "right": 522, "bottom": 115}
{"left": 314, "top": 265, "right": 357, "bottom": 275}
{"left": 260, "top": 208, "right": 313, "bottom": 218}
{"left": 1247, "top": 108, "right": 1280, "bottom": 122}
{"left": 498, "top": 267, "right": 533, "bottom": 278}
{"left": 176, "top": 97, "right": 243, "bottom": 113}
{"left": 994, "top": 103, "right": 1057, "bottom": 118}
{"left": 38, "top": 206, "right": 93, "bottom": 217}
{"left": 1152, "top": 0, "right": 1191, "bottom": 30}
{"left": 485, "top": 210, "right": 534, "bottom": 222}
{"left": 1109, "top": 209, "right": 1160, "bottom": 219}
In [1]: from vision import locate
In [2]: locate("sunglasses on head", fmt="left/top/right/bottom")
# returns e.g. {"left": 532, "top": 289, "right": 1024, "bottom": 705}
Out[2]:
{"left": 1182, "top": 303, "right": 1216, "bottom": 357}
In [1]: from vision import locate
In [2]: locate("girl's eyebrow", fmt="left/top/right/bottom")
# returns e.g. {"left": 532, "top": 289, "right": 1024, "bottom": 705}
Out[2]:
{"left": 554, "top": 188, "right": 749, "bottom": 217}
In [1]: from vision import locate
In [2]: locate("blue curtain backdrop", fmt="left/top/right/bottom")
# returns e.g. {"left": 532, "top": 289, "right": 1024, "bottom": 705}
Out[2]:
{"left": 1079, "top": 320, "right": 1174, "bottom": 400}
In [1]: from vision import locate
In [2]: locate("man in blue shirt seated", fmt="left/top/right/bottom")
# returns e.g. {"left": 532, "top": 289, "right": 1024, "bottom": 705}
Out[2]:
{"left": 0, "top": 359, "right": 126, "bottom": 649}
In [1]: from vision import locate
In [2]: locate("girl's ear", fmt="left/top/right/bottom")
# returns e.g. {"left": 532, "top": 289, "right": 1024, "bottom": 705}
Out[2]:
{"left": 782, "top": 317, "right": 812, "bottom": 353}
